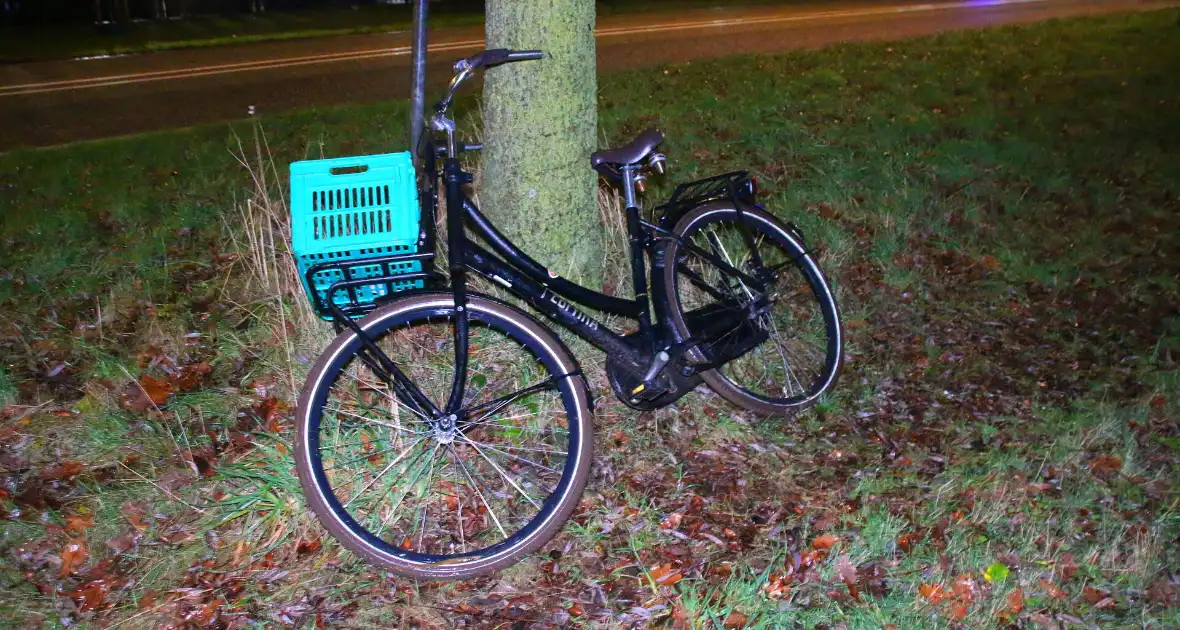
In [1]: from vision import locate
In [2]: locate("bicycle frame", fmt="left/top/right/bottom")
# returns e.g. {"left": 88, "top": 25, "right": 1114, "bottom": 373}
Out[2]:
{"left": 436, "top": 146, "right": 666, "bottom": 412}
{"left": 326, "top": 134, "right": 774, "bottom": 422}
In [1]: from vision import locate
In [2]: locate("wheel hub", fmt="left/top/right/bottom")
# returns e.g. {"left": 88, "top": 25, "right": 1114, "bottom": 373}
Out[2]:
{"left": 433, "top": 413, "right": 459, "bottom": 444}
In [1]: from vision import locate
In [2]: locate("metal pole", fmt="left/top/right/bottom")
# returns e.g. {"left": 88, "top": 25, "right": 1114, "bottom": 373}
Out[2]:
{"left": 409, "top": 0, "right": 429, "bottom": 167}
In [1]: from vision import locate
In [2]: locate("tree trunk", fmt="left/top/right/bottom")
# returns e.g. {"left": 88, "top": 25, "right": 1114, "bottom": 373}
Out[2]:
{"left": 114, "top": 0, "right": 130, "bottom": 23}
{"left": 482, "top": 0, "right": 601, "bottom": 287}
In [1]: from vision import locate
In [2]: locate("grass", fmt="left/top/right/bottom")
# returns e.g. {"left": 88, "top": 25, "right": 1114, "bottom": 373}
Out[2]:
{"left": 1, "top": 0, "right": 847, "bottom": 63}
{"left": 1, "top": 6, "right": 1179, "bottom": 629}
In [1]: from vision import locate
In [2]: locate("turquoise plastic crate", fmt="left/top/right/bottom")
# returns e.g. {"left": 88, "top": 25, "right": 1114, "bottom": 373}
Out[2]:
{"left": 290, "top": 152, "right": 423, "bottom": 318}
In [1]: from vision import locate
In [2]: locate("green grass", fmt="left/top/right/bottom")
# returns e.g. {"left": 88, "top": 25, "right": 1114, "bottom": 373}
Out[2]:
{"left": 1, "top": 7, "right": 1179, "bottom": 629}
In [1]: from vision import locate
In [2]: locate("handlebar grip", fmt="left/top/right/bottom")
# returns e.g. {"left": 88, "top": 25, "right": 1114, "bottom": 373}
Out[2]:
{"left": 468, "top": 48, "right": 546, "bottom": 70}
{"left": 507, "top": 50, "right": 545, "bottom": 62}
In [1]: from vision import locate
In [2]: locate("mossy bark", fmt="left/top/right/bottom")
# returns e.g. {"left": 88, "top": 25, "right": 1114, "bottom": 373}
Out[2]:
{"left": 482, "top": 0, "right": 602, "bottom": 286}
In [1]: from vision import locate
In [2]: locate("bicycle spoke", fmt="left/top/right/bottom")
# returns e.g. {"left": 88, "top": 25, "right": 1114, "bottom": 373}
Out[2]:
{"left": 449, "top": 443, "right": 509, "bottom": 540}
{"left": 373, "top": 441, "right": 442, "bottom": 538}
{"left": 459, "top": 437, "right": 563, "bottom": 475}
{"left": 340, "top": 369, "right": 432, "bottom": 422}
{"left": 460, "top": 414, "right": 569, "bottom": 435}
{"left": 327, "top": 405, "right": 433, "bottom": 434}
{"left": 412, "top": 443, "right": 443, "bottom": 553}
{"left": 764, "top": 314, "right": 804, "bottom": 397}
{"left": 457, "top": 435, "right": 541, "bottom": 510}
{"left": 344, "top": 435, "right": 430, "bottom": 507}
{"left": 462, "top": 377, "right": 557, "bottom": 420}
{"left": 323, "top": 438, "right": 427, "bottom": 474}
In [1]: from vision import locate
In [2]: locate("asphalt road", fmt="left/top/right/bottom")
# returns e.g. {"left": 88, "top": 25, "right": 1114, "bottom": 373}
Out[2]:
{"left": 0, "top": 0, "right": 1174, "bottom": 151}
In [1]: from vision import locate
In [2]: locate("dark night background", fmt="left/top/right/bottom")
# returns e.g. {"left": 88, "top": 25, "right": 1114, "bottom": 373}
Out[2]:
{"left": 0, "top": 0, "right": 492, "bottom": 26}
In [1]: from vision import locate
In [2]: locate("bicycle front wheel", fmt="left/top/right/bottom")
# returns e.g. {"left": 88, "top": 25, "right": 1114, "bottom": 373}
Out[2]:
{"left": 295, "top": 293, "right": 593, "bottom": 579}
{"left": 662, "top": 201, "right": 842, "bottom": 415}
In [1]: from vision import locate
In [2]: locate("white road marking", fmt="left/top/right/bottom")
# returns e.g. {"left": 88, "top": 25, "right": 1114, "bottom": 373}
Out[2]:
{"left": 0, "top": 0, "right": 1061, "bottom": 97}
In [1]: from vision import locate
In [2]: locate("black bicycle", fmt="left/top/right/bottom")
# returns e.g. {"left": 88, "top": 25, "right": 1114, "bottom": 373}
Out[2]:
{"left": 293, "top": 49, "right": 842, "bottom": 579}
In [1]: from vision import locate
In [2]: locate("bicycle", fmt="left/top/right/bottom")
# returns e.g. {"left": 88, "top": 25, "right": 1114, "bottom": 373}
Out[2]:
{"left": 293, "top": 49, "right": 842, "bottom": 579}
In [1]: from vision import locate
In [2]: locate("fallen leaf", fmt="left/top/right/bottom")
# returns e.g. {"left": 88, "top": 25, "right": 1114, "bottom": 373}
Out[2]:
{"left": 648, "top": 563, "right": 683, "bottom": 587}
{"left": 65, "top": 512, "right": 96, "bottom": 533}
{"left": 70, "top": 579, "right": 112, "bottom": 612}
{"left": 121, "top": 374, "right": 173, "bottom": 413}
{"left": 858, "top": 561, "right": 889, "bottom": 598}
{"left": 1146, "top": 577, "right": 1180, "bottom": 607}
{"left": 984, "top": 562, "right": 1010, "bottom": 583}
{"left": 1089, "top": 455, "right": 1122, "bottom": 476}
{"left": 1094, "top": 596, "right": 1117, "bottom": 609}
{"left": 952, "top": 574, "right": 979, "bottom": 603}
{"left": 264, "top": 398, "right": 289, "bottom": 433}
{"left": 835, "top": 555, "right": 860, "bottom": 601}
{"left": 1007, "top": 587, "right": 1024, "bottom": 614}
{"left": 811, "top": 533, "right": 840, "bottom": 550}
{"left": 661, "top": 512, "right": 684, "bottom": 530}
{"left": 947, "top": 601, "right": 968, "bottom": 620}
{"left": 919, "top": 583, "right": 947, "bottom": 603}
{"left": 59, "top": 538, "right": 88, "bottom": 577}
{"left": 296, "top": 538, "right": 322, "bottom": 556}
{"left": 170, "top": 362, "right": 212, "bottom": 392}
{"left": 455, "top": 602, "right": 482, "bottom": 615}
{"left": 124, "top": 502, "right": 149, "bottom": 531}
{"left": 1057, "top": 553, "right": 1078, "bottom": 580}
{"left": 723, "top": 611, "right": 749, "bottom": 629}
{"left": 1040, "top": 578, "right": 1068, "bottom": 599}
{"left": 1082, "top": 586, "right": 1106, "bottom": 603}
{"left": 105, "top": 532, "right": 139, "bottom": 554}
{"left": 192, "top": 453, "right": 216, "bottom": 477}
{"left": 138, "top": 374, "right": 173, "bottom": 405}
{"left": 41, "top": 461, "right": 84, "bottom": 480}
{"left": 897, "top": 531, "right": 918, "bottom": 553}
{"left": 1029, "top": 613, "right": 1061, "bottom": 630}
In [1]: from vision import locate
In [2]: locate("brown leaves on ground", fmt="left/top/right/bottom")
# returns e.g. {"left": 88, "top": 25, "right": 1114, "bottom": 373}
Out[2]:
{"left": 1083, "top": 586, "right": 1118, "bottom": 609}
{"left": 835, "top": 555, "right": 860, "bottom": 601}
{"left": 64, "top": 512, "right": 96, "bottom": 534}
{"left": 1147, "top": 575, "right": 1180, "bottom": 608}
{"left": 918, "top": 574, "right": 985, "bottom": 621}
{"left": 120, "top": 361, "right": 212, "bottom": 414}
{"left": 1040, "top": 578, "right": 1069, "bottom": 600}
{"left": 120, "top": 374, "right": 172, "bottom": 413}
{"left": 1088, "top": 454, "right": 1123, "bottom": 478}
{"left": 1007, "top": 588, "right": 1024, "bottom": 614}
{"left": 647, "top": 563, "right": 684, "bottom": 587}
{"left": 59, "top": 537, "right": 88, "bottom": 577}
{"left": 722, "top": 610, "right": 749, "bottom": 628}
{"left": 811, "top": 533, "right": 840, "bottom": 551}
{"left": 41, "top": 460, "right": 85, "bottom": 481}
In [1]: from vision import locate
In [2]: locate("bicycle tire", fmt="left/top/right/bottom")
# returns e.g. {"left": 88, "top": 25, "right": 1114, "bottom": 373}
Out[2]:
{"left": 662, "top": 201, "right": 842, "bottom": 415}
{"left": 295, "top": 292, "right": 593, "bottom": 579}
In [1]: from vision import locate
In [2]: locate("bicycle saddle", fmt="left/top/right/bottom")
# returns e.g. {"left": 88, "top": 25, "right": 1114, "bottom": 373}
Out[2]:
{"left": 591, "top": 128, "right": 665, "bottom": 169}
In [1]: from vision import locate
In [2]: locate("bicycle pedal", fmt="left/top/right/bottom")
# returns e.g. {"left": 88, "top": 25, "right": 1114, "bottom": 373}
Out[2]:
{"left": 629, "top": 381, "right": 670, "bottom": 404}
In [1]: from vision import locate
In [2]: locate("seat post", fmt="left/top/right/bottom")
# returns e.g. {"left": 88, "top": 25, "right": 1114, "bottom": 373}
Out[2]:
{"left": 621, "top": 165, "right": 641, "bottom": 211}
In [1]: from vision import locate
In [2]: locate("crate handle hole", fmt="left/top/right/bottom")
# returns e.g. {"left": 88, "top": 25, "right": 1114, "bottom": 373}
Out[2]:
{"left": 330, "top": 165, "right": 369, "bottom": 176}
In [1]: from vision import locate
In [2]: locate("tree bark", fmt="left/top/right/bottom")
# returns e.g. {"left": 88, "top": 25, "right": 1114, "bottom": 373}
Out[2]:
{"left": 482, "top": 0, "right": 601, "bottom": 286}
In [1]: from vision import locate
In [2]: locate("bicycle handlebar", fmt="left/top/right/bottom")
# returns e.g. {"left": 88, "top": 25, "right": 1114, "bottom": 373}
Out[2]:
{"left": 463, "top": 48, "right": 545, "bottom": 71}
{"left": 437, "top": 49, "right": 545, "bottom": 114}
{"left": 430, "top": 49, "right": 545, "bottom": 156}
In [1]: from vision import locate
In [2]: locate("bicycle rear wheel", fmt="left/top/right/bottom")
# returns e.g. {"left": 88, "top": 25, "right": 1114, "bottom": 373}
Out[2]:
{"left": 295, "top": 293, "right": 593, "bottom": 579}
{"left": 662, "top": 201, "right": 841, "bottom": 415}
